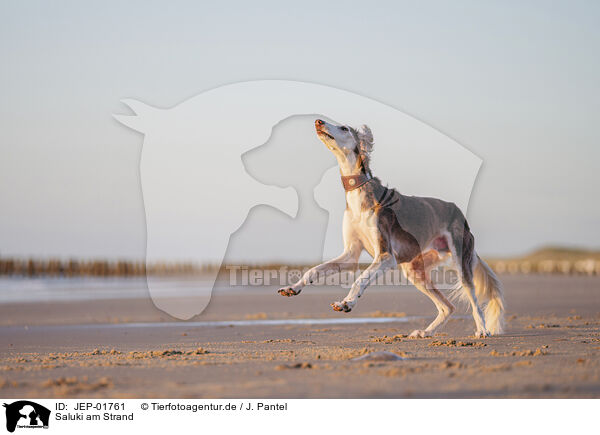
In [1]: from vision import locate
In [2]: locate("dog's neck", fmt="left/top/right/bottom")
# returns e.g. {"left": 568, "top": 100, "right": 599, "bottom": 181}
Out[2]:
{"left": 337, "top": 152, "right": 372, "bottom": 192}
{"left": 336, "top": 150, "right": 366, "bottom": 176}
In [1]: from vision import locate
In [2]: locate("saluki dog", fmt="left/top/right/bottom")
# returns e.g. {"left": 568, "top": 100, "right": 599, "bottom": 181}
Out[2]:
{"left": 278, "top": 119, "right": 504, "bottom": 338}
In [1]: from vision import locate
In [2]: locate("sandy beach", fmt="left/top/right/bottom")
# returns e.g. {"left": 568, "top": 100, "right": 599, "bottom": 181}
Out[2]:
{"left": 1, "top": 275, "right": 599, "bottom": 398}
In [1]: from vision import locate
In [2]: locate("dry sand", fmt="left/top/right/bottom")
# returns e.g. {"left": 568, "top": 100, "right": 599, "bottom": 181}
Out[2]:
{"left": 0, "top": 275, "right": 599, "bottom": 398}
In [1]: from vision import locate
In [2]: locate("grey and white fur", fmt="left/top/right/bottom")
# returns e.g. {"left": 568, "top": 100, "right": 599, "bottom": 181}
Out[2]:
{"left": 278, "top": 119, "right": 504, "bottom": 338}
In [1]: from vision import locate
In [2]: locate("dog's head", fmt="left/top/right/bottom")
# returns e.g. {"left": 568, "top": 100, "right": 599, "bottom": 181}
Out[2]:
{"left": 315, "top": 119, "right": 373, "bottom": 168}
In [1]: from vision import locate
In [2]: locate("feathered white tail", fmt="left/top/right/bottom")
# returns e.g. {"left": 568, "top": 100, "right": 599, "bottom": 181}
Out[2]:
{"left": 473, "top": 254, "right": 505, "bottom": 335}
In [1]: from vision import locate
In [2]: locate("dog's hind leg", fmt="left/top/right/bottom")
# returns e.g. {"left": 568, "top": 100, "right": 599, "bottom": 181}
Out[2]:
{"left": 408, "top": 283, "right": 455, "bottom": 338}
{"left": 402, "top": 251, "right": 455, "bottom": 338}
{"left": 462, "top": 284, "right": 488, "bottom": 337}
{"left": 448, "top": 225, "right": 489, "bottom": 337}
{"left": 331, "top": 252, "right": 396, "bottom": 312}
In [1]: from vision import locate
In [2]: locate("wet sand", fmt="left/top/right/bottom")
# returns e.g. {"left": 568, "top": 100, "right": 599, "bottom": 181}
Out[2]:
{"left": 0, "top": 275, "right": 599, "bottom": 398}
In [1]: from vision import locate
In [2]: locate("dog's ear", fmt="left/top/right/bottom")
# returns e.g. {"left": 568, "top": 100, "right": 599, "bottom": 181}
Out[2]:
{"left": 357, "top": 124, "right": 373, "bottom": 153}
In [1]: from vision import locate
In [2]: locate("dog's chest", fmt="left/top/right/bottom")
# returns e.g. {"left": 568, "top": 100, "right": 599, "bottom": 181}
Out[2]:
{"left": 345, "top": 191, "right": 379, "bottom": 254}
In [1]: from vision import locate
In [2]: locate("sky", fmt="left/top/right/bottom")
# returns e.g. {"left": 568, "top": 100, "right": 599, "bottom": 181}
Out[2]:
{"left": 1, "top": 0, "right": 599, "bottom": 261}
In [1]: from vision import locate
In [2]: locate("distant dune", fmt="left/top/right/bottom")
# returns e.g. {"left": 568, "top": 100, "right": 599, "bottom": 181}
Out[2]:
{"left": 519, "top": 246, "right": 600, "bottom": 262}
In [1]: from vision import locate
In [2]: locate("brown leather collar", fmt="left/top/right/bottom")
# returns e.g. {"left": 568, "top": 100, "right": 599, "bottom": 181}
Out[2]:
{"left": 341, "top": 172, "right": 372, "bottom": 191}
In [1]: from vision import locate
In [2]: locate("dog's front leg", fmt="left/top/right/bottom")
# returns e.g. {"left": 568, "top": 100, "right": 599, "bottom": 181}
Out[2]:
{"left": 331, "top": 252, "right": 396, "bottom": 312}
{"left": 277, "top": 248, "right": 360, "bottom": 297}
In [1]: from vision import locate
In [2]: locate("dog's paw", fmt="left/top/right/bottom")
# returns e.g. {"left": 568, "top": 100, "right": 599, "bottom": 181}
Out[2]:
{"left": 409, "top": 329, "right": 432, "bottom": 338}
{"left": 278, "top": 287, "right": 300, "bottom": 297}
{"left": 474, "top": 329, "right": 491, "bottom": 338}
{"left": 331, "top": 301, "right": 352, "bottom": 313}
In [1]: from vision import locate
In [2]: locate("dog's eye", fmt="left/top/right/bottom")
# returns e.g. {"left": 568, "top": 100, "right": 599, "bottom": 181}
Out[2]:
{"left": 340, "top": 126, "right": 348, "bottom": 132}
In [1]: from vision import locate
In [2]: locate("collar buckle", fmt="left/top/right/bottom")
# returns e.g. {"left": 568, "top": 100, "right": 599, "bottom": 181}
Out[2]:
{"left": 341, "top": 173, "right": 372, "bottom": 191}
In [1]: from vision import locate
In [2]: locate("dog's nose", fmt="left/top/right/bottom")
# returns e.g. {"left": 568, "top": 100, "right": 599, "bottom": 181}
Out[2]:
{"left": 315, "top": 119, "right": 324, "bottom": 126}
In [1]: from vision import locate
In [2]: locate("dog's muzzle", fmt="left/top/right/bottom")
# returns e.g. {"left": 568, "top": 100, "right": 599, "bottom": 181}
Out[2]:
{"left": 315, "top": 119, "right": 334, "bottom": 140}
